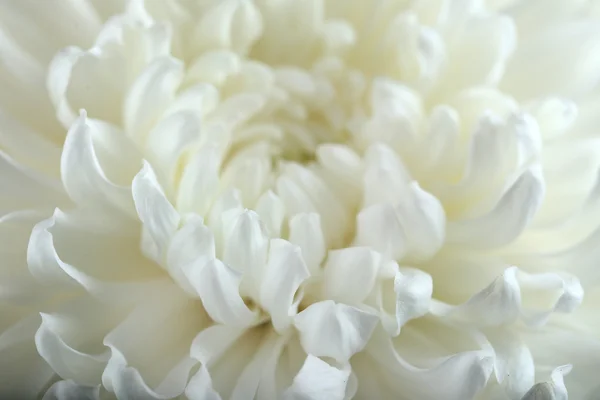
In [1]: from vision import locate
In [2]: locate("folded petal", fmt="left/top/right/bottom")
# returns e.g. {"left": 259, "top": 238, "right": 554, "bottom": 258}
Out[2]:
{"left": 521, "top": 365, "right": 571, "bottom": 400}
{"left": 42, "top": 380, "right": 102, "bottom": 400}
{"left": 132, "top": 161, "right": 180, "bottom": 263}
{"left": 282, "top": 355, "right": 350, "bottom": 400}
{"left": 447, "top": 167, "right": 545, "bottom": 248}
{"left": 184, "top": 258, "right": 257, "bottom": 327}
{"left": 383, "top": 268, "right": 433, "bottom": 336}
{"left": 103, "top": 290, "right": 205, "bottom": 399}
{"left": 61, "top": 111, "right": 137, "bottom": 217}
{"left": 294, "top": 301, "right": 379, "bottom": 363}
{"left": 260, "top": 239, "right": 310, "bottom": 332}
{"left": 35, "top": 296, "right": 121, "bottom": 386}
{"left": 185, "top": 365, "right": 222, "bottom": 400}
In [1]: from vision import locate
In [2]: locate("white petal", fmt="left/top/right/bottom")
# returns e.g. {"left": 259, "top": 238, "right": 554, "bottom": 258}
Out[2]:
{"left": 526, "top": 97, "right": 578, "bottom": 140}
{"left": 167, "top": 215, "right": 214, "bottom": 271}
{"left": 42, "top": 380, "right": 101, "bottom": 400}
{"left": 362, "top": 143, "right": 412, "bottom": 207}
{"left": 368, "top": 328, "right": 494, "bottom": 400}
{"left": 355, "top": 203, "right": 407, "bottom": 260}
{"left": 255, "top": 191, "right": 285, "bottom": 237}
{"left": 145, "top": 111, "right": 200, "bottom": 186}
{"left": 294, "top": 301, "right": 379, "bottom": 363}
{"left": 323, "top": 247, "right": 382, "bottom": 304}
{"left": 27, "top": 211, "right": 89, "bottom": 289}
{"left": 230, "top": 331, "right": 289, "bottom": 400}
{"left": 501, "top": 22, "right": 600, "bottom": 99}
{"left": 521, "top": 365, "right": 571, "bottom": 400}
{"left": 419, "top": 105, "right": 461, "bottom": 172}
{"left": 282, "top": 355, "right": 350, "bottom": 400}
{"left": 27, "top": 209, "right": 166, "bottom": 302}
{"left": 190, "top": 324, "right": 246, "bottom": 365}
{"left": 0, "top": 314, "right": 55, "bottom": 399}
{"left": 0, "top": 211, "right": 50, "bottom": 303}
{"left": 260, "top": 239, "right": 310, "bottom": 332}
{"left": 132, "top": 161, "right": 180, "bottom": 263}
{"left": 0, "top": 107, "right": 61, "bottom": 176}
{"left": 186, "top": 50, "right": 241, "bottom": 86}
{"left": 125, "top": 57, "right": 184, "bottom": 141}
{"left": 177, "top": 144, "right": 222, "bottom": 215}
{"left": 35, "top": 298, "right": 114, "bottom": 386}
{"left": 288, "top": 213, "right": 326, "bottom": 275}
{"left": 433, "top": 267, "right": 583, "bottom": 328}
{"left": 276, "top": 176, "right": 318, "bottom": 217}
{"left": 387, "top": 268, "right": 433, "bottom": 335}
{"left": 280, "top": 164, "right": 349, "bottom": 247}
{"left": 447, "top": 167, "right": 545, "bottom": 248}
{"left": 61, "top": 111, "right": 136, "bottom": 216}
{"left": 440, "top": 14, "right": 516, "bottom": 91}
{"left": 208, "top": 93, "right": 266, "bottom": 132}
{"left": 0, "top": 149, "right": 68, "bottom": 214}
{"left": 222, "top": 209, "right": 268, "bottom": 279}
{"left": 103, "top": 292, "right": 204, "bottom": 399}
{"left": 163, "top": 83, "right": 220, "bottom": 118}
{"left": 46, "top": 46, "right": 84, "bottom": 127}
{"left": 517, "top": 270, "right": 583, "bottom": 326}
{"left": 166, "top": 215, "right": 215, "bottom": 295}
{"left": 191, "top": 0, "right": 263, "bottom": 55}
{"left": 487, "top": 330, "right": 535, "bottom": 399}
{"left": 397, "top": 182, "right": 446, "bottom": 262}
{"left": 435, "top": 266, "right": 522, "bottom": 326}
{"left": 186, "top": 365, "right": 222, "bottom": 400}
{"left": 221, "top": 154, "right": 271, "bottom": 207}
{"left": 207, "top": 189, "right": 243, "bottom": 254}
{"left": 185, "top": 258, "right": 257, "bottom": 327}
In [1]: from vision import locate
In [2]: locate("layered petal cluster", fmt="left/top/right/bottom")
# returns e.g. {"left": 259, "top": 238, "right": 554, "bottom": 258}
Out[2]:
{"left": 1, "top": 0, "right": 600, "bottom": 399}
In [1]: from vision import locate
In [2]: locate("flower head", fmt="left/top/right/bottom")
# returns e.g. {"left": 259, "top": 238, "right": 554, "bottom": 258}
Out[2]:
{"left": 1, "top": 0, "right": 600, "bottom": 399}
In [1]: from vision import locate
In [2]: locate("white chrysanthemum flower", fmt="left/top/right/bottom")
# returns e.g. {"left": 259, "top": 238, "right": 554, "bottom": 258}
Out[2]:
{"left": 2, "top": 0, "right": 600, "bottom": 399}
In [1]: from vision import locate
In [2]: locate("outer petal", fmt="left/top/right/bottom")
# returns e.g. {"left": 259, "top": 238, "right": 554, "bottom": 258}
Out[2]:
{"left": 0, "top": 149, "right": 68, "bottom": 214}
{"left": 0, "top": 314, "right": 55, "bottom": 399}
{"left": 102, "top": 289, "right": 205, "bottom": 399}
{"left": 35, "top": 296, "right": 119, "bottom": 386}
